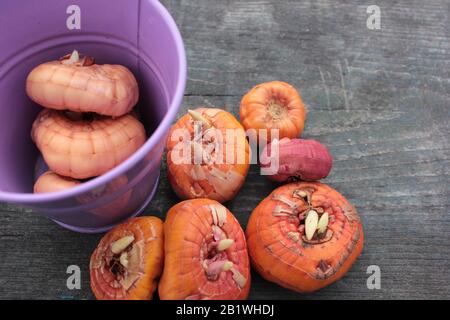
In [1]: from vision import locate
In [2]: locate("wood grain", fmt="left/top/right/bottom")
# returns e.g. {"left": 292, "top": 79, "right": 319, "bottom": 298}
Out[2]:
{"left": 1, "top": 0, "right": 449, "bottom": 299}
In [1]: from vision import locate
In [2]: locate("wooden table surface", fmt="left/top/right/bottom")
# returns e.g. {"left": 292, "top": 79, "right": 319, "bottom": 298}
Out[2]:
{"left": 1, "top": 0, "right": 449, "bottom": 300}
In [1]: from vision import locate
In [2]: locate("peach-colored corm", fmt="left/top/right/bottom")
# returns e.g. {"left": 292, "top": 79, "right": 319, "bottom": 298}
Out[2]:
{"left": 31, "top": 109, "right": 146, "bottom": 179}
{"left": 34, "top": 171, "right": 80, "bottom": 193}
{"left": 26, "top": 50, "right": 139, "bottom": 117}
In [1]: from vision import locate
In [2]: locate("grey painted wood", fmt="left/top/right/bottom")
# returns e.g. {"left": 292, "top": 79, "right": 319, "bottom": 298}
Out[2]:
{"left": 1, "top": 0, "right": 449, "bottom": 299}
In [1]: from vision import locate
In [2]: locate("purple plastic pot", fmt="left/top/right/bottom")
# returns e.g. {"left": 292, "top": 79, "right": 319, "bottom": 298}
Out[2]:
{"left": 0, "top": 0, "right": 186, "bottom": 233}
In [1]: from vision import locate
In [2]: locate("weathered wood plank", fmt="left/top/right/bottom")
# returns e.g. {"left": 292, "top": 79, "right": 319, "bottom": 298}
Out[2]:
{"left": 1, "top": 0, "right": 449, "bottom": 299}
